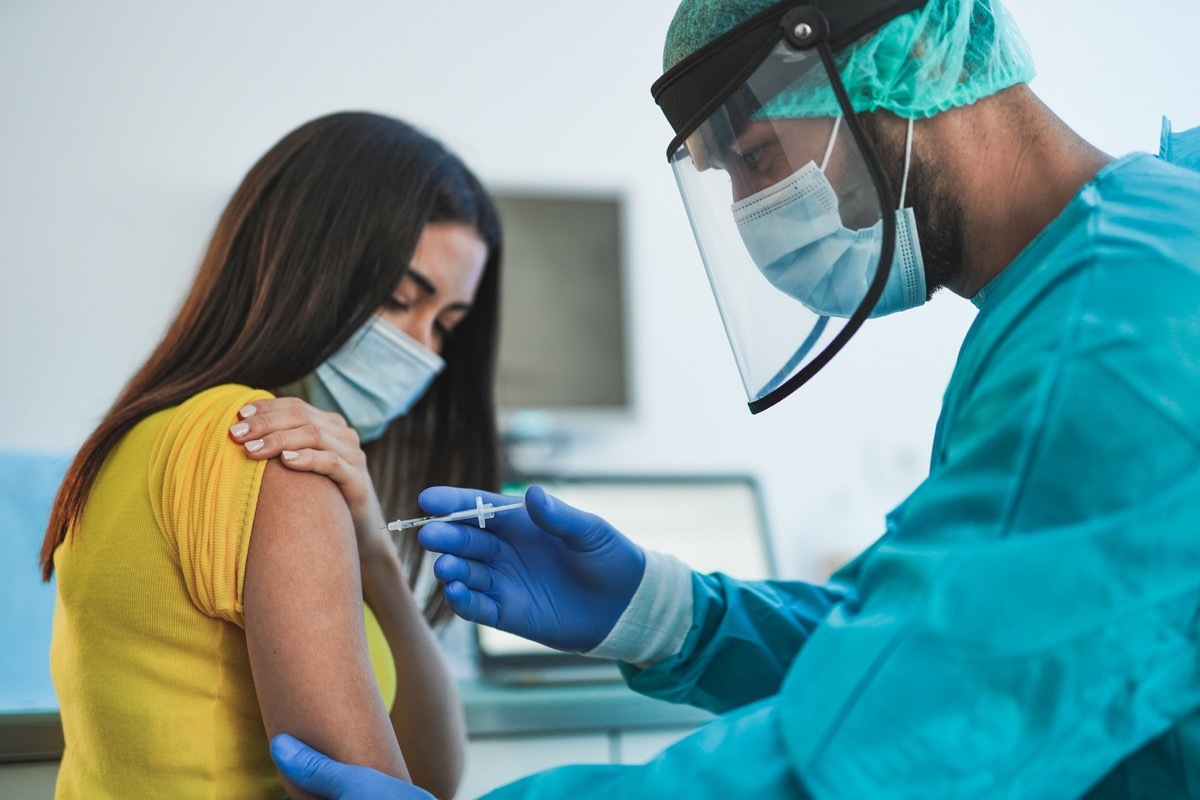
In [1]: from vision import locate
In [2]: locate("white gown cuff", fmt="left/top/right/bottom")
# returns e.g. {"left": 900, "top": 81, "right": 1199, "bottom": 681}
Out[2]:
{"left": 584, "top": 549, "right": 693, "bottom": 667}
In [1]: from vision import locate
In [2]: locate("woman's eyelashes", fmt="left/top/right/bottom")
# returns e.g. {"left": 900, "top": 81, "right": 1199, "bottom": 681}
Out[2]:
{"left": 383, "top": 295, "right": 413, "bottom": 311}
{"left": 381, "top": 295, "right": 458, "bottom": 344}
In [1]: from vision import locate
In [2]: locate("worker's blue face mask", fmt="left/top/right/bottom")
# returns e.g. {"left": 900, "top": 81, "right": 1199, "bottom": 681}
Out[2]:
{"left": 308, "top": 316, "right": 445, "bottom": 443}
{"left": 733, "top": 117, "right": 926, "bottom": 319}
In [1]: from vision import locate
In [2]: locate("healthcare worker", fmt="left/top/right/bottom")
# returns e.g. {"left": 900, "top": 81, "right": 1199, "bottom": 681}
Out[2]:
{"left": 272, "top": 0, "right": 1200, "bottom": 796}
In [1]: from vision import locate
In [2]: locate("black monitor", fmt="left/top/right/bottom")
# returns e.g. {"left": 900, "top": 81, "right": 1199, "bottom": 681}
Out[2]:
{"left": 491, "top": 190, "right": 630, "bottom": 434}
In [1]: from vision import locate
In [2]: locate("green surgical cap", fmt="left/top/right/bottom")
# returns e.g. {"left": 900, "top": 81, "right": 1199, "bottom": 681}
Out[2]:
{"left": 663, "top": 0, "right": 1036, "bottom": 119}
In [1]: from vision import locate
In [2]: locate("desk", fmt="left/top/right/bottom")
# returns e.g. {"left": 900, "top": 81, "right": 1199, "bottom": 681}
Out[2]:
{"left": 460, "top": 679, "right": 712, "bottom": 738}
{"left": 456, "top": 679, "right": 714, "bottom": 796}
{"left": 0, "top": 679, "right": 715, "bottom": 761}
{"left": 0, "top": 680, "right": 715, "bottom": 798}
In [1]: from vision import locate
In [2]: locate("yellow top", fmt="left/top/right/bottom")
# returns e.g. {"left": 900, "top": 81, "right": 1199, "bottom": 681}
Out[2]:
{"left": 50, "top": 384, "right": 396, "bottom": 799}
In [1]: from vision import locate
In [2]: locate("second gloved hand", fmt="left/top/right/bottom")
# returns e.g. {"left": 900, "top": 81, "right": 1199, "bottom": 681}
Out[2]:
{"left": 417, "top": 485, "right": 646, "bottom": 653}
{"left": 270, "top": 734, "right": 433, "bottom": 800}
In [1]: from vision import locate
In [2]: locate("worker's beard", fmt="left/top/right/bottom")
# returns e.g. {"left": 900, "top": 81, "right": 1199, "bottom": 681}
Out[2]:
{"left": 859, "top": 114, "right": 966, "bottom": 298}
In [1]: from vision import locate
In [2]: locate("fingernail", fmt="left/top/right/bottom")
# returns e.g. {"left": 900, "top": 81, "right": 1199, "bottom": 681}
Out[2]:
{"left": 229, "top": 422, "right": 250, "bottom": 437}
{"left": 281, "top": 450, "right": 298, "bottom": 461}
{"left": 239, "top": 404, "right": 257, "bottom": 418}
{"left": 245, "top": 439, "right": 264, "bottom": 453}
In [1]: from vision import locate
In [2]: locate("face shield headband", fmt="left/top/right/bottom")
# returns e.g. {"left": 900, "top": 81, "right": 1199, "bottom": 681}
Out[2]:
{"left": 652, "top": 0, "right": 928, "bottom": 414}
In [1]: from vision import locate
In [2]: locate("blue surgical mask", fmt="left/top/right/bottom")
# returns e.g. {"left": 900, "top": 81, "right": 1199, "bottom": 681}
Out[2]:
{"left": 308, "top": 316, "right": 445, "bottom": 443}
{"left": 732, "top": 117, "right": 926, "bottom": 319}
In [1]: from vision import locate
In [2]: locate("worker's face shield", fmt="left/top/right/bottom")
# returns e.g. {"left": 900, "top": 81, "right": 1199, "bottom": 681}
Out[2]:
{"left": 653, "top": 3, "right": 917, "bottom": 413}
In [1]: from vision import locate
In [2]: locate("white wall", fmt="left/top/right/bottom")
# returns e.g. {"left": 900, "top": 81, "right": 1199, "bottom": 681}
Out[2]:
{"left": 2, "top": 0, "right": 1198, "bottom": 581}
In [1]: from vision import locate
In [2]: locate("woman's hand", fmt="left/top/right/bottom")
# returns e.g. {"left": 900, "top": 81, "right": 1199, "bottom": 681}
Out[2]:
{"left": 228, "top": 396, "right": 391, "bottom": 558}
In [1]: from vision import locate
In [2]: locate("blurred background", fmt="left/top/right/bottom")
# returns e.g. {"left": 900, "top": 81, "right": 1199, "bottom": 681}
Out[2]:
{"left": 1, "top": 0, "right": 1197, "bottom": 585}
{"left": 3, "top": 1, "right": 1199, "bottom": 795}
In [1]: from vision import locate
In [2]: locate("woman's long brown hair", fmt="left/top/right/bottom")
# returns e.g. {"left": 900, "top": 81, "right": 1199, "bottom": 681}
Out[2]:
{"left": 40, "top": 112, "right": 502, "bottom": 624}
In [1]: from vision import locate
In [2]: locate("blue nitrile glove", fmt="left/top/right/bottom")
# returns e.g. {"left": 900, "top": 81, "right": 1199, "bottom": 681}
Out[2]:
{"left": 417, "top": 485, "right": 646, "bottom": 653}
{"left": 270, "top": 734, "right": 434, "bottom": 800}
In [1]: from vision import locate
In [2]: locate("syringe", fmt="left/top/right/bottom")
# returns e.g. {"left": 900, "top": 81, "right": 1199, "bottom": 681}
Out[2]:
{"left": 387, "top": 495, "right": 525, "bottom": 532}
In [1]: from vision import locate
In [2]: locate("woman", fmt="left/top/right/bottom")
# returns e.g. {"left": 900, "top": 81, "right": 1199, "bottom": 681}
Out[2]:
{"left": 40, "top": 111, "right": 502, "bottom": 800}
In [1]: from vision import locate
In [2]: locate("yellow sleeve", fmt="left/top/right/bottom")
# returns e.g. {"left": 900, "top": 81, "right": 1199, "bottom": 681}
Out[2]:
{"left": 149, "top": 384, "right": 274, "bottom": 628}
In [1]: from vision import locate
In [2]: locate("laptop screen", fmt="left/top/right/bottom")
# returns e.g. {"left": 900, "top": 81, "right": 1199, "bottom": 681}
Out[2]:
{"left": 476, "top": 475, "right": 775, "bottom": 666}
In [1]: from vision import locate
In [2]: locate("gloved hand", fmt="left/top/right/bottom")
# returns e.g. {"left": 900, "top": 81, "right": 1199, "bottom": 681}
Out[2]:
{"left": 417, "top": 485, "right": 646, "bottom": 653}
{"left": 270, "top": 734, "right": 434, "bottom": 800}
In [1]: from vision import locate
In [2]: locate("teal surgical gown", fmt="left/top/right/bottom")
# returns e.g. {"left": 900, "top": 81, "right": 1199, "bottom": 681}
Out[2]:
{"left": 484, "top": 152, "right": 1200, "bottom": 799}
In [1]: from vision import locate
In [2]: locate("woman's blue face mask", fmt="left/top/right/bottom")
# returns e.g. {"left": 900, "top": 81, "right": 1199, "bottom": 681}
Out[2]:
{"left": 308, "top": 316, "right": 445, "bottom": 442}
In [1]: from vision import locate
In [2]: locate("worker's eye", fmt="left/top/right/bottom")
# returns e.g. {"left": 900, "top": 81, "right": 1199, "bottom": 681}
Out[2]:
{"left": 739, "top": 146, "right": 767, "bottom": 169}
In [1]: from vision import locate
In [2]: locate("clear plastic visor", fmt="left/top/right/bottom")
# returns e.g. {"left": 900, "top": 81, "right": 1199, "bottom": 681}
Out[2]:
{"left": 670, "top": 43, "right": 891, "bottom": 410}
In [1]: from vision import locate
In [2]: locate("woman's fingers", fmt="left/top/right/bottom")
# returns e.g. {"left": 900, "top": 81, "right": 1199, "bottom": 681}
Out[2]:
{"left": 276, "top": 448, "right": 357, "bottom": 485}
{"left": 241, "top": 395, "right": 316, "bottom": 419}
{"left": 233, "top": 423, "right": 340, "bottom": 460}
{"left": 240, "top": 401, "right": 310, "bottom": 429}
{"left": 230, "top": 415, "right": 359, "bottom": 462}
{"left": 247, "top": 396, "right": 349, "bottom": 427}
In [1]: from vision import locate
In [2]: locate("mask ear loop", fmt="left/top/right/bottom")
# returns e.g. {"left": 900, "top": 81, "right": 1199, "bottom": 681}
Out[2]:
{"left": 819, "top": 115, "right": 843, "bottom": 172}
{"left": 898, "top": 116, "right": 914, "bottom": 210}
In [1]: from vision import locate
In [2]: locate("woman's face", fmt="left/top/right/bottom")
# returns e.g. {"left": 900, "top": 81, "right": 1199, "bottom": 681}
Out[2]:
{"left": 377, "top": 221, "right": 489, "bottom": 354}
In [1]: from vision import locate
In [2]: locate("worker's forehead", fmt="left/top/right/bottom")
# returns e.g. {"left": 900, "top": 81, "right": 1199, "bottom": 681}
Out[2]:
{"left": 738, "top": 117, "right": 836, "bottom": 147}
{"left": 724, "top": 117, "right": 840, "bottom": 170}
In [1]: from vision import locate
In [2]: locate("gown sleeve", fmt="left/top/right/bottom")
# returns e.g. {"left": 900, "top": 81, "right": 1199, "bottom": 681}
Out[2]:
{"left": 621, "top": 573, "right": 846, "bottom": 714}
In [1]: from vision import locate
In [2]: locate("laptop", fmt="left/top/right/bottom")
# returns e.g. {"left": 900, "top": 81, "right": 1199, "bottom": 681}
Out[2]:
{"left": 475, "top": 475, "right": 776, "bottom": 686}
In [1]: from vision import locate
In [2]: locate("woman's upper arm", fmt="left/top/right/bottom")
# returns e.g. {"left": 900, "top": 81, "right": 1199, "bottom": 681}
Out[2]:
{"left": 244, "top": 459, "right": 408, "bottom": 799}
